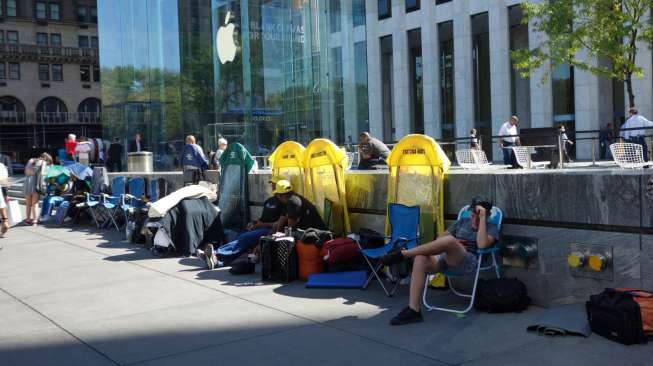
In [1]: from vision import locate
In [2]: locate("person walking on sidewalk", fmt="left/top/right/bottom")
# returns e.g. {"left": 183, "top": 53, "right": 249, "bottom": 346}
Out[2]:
{"left": 0, "top": 185, "right": 9, "bottom": 241}
{"left": 23, "top": 153, "right": 52, "bottom": 226}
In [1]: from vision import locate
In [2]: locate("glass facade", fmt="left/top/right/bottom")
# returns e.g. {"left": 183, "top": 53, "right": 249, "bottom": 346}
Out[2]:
{"left": 471, "top": 12, "right": 492, "bottom": 159}
{"left": 380, "top": 35, "right": 394, "bottom": 141}
{"left": 408, "top": 28, "right": 423, "bottom": 134}
{"left": 99, "top": 0, "right": 368, "bottom": 170}
{"left": 509, "top": 5, "right": 531, "bottom": 128}
{"left": 438, "top": 21, "right": 454, "bottom": 141}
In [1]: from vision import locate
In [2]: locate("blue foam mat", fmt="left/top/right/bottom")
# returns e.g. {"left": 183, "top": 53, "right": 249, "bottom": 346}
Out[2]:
{"left": 306, "top": 271, "right": 367, "bottom": 289}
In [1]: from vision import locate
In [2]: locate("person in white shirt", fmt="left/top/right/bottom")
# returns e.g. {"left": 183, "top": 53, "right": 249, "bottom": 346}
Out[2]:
{"left": 0, "top": 184, "right": 8, "bottom": 240}
{"left": 74, "top": 136, "right": 93, "bottom": 165}
{"left": 498, "top": 115, "right": 521, "bottom": 168}
{"left": 620, "top": 108, "right": 653, "bottom": 161}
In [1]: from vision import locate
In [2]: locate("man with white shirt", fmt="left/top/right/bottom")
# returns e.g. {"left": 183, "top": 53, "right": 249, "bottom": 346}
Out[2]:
{"left": 620, "top": 108, "right": 653, "bottom": 161}
{"left": 498, "top": 115, "right": 520, "bottom": 168}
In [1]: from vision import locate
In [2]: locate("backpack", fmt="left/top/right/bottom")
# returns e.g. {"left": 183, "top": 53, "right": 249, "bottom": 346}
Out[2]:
{"left": 474, "top": 278, "right": 531, "bottom": 313}
{"left": 586, "top": 288, "right": 653, "bottom": 345}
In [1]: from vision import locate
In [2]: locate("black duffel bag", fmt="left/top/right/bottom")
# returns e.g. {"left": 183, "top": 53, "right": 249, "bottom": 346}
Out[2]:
{"left": 358, "top": 228, "right": 385, "bottom": 249}
{"left": 586, "top": 288, "right": 648, "bottom": 345}
{"left": 474, "top": 278, "right": 531, "bottom": 313}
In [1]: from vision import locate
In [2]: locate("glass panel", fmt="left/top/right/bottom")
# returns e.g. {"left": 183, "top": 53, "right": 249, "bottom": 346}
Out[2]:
{"left": 93, "top": 64, "right": 100, "bottom": 81}
{"left": 509, "top": 5, "right": 531, "bottom": 128}
{"left": 438, "top": 20, "right": 454, "bottom": 140}
{"left": 352, "top": 0, "right": 365, "bottom": 27}
{"left": 39, "top": 64, "right": 50, "bottom": 81}
{"left": 378, "top": 0, "right": 391, "bottom": 19}
{"left": 7, "top": 0, "right": 17, "bottom": 17}
{"left": 7, "top": 31, "right": 18, "bottom": 44}
{"left": 52, "top": 64, "right": 63, "bottom": 81}
{"left": 80, "top": 64, "right": 90, "bottom": 82}
{"left": 408, "top": 28, "right": 423, "bottom": 134}
{"left": 472, "top": 12, "right": 492, "bottom": 159}
{"left": 50, "top": 33, "right": 62, "bottom": 46}
{"left": 78, "top": 5, "right": 87, "bottom": 22}
{"left": 331, "top": 46, "right": 344, "bottom": 142}
{"left": 36, "top": 2, "right": 47, "bottom": 19}
{"left": 50, "top": 3, "right": 60, "bottom": 20}
{"left": 552, "top": 63, "right": 575, "bottom": 123}
{"left": 329, "top": 0, "right": 341, "bottom": 33}
{"left": 90, "top": 6, "right": 97, "bottom": 22}
{"left": 0, "top": 63, "right": 5, "bottom": 80}
{"left": 406, "top": 0, "right": 419, "bottom": 12}
{"left": 37, "top": 33, "right": 49, "bottom": 45}
{"left": 79, "top": 36, "right": 89, "bottom": 48}
{"left": 354, "top": 41, "right": 369, "bottom": 138}
{"left": 0, "top": 31, "right": 4, "bottom": 43}
{"left": 380, "top": 35, "right": 394, "bottom": 141}
{"left": 91, "top": 36, "right": 99, "bottom": 48}
{"left": 9, "top": 63, "right": 20, "bottom": 79}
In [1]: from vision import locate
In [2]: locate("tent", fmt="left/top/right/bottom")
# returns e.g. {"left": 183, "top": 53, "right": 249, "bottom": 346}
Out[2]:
{"left": 303, "top": 138, "right": 350, "bottom": 234}
{"left": 268, "top": 141, "right": 305, "bottom": 195}
{"left": 386, "top": 134, "right": 450, "bottom": 242}
{"left": 218, "top": 142, "right": 255, "bottom": 230}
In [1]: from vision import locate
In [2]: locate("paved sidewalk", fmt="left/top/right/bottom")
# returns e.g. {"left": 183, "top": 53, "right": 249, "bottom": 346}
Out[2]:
{"left": 0, "top": 225, "right": 651, "bottom": 366}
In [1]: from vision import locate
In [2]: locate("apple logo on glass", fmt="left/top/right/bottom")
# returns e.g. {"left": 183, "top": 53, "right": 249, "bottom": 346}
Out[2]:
{"left": 216, "top": 11, "right": 237, "bottom": 64}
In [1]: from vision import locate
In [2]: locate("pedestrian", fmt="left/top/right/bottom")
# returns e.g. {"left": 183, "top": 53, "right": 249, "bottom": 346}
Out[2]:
{"left": 620, "top": 108, "right": 653, "bottom": 161}
{"left": 599, "top": 123, "right": 614, "bottom": 160}
{"left": 469, "top": 128, "right": 479, "bottom": 149}
{"left": 107, "top": 137, "right": 124, "bottom": 172}
{"left": 128, "top": 132, "right": 147, "bottom": 153}
{"left": 498, "top": 115, "right": 521, "bottom": 168}
{"left": 181, "top": 135, "right": 209, "bottom": 185}
{"left": 0, "top": 153, "right": 12, "bottom": 200}
{"left": 65, "top": 134, "right": 77, "bottom": 161}
{"left": 357, "top": 132, "right": 390, "bottom": 170}
{"left": 0, "top": 184, "right": 8, "bottom": 240}
{"left": 210, "top": 138, "right": 228, "bottom": 170}
{"left": 23, "top": 153, "right": 52, "bottom": 226}
{"left": 559, "top": 124, "right": 574, "bottom": 162}
{"left": 74, "top": 136, "right": 93, "bottom": 166}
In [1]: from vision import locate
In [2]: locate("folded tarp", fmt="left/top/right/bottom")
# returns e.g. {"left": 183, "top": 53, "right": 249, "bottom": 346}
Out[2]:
{"left": 148, "top": 185, "right": 217, "bottom": 218}
{"left": 158, "top": 197, "right": 224, "bottom": 256}
{"left": 306, "top": 271, "right": 367, "bottom": 289}
{"left": 526, "top": 303, "right": 591, "bottom": 337}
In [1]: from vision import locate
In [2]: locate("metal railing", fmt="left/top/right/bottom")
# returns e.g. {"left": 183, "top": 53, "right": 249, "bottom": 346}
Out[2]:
{"left": 0, "top": 43, "right": 99, "bottom": 61}
{"left": 0, "top": 112, "right": 102, "bottom": 125}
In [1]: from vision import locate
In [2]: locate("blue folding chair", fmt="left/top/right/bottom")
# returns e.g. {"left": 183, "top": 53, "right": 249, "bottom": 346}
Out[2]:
{"left": 358, "top": 204, "right": 420, "bottom": 297}
{"left": 100, "top": 176, "right": 126, "bottom": 230}
{"left": 422, "top": 205, "right": 503, "bottom": 314}
{"left": 149, "top": 179, "right": 159, "bottom": 203}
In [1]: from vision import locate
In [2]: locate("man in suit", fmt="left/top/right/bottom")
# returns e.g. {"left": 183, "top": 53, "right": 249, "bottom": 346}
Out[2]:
{"left": 107, "top": 138, "right": 124, "bottom": 172}
{"left": 128, "top": 133, "right": 147, "bottom": 153}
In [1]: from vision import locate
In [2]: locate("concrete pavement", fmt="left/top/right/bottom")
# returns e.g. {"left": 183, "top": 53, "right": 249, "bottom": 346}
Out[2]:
{"left": 0, "top": 225, "right": 651, "bottom": 366}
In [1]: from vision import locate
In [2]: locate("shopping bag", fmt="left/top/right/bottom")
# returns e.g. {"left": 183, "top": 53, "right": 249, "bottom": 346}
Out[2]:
{"left": 7, "top": 200, "right": 23, "bottom": 226}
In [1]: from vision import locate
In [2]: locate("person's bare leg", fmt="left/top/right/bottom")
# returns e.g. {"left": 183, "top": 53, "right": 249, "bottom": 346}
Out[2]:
{"left": 402, "top": 235, "right": 467, "bottom": 265}
{"left": 408, "top": 255, "right": 440, "bottom": 311}
{"left": 24, "top": 195, "right": 32, "bottom": 221}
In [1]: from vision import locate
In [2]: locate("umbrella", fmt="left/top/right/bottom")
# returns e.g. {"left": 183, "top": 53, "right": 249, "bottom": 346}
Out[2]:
{"left": 66, "top": 162, "right": 93, "bottom": 181}
{"left": 44, "top": 165, "right": 71, "bottom": 186}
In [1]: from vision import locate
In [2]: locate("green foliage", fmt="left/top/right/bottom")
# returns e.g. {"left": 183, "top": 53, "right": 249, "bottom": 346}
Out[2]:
{"left": 512, "top": 0, "right": 653, "bottom": 106}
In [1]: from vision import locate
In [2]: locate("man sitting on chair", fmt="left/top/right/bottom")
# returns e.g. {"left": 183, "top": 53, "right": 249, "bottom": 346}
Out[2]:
{"left": 382, "top": 196, "right": 499, "bottom": 326}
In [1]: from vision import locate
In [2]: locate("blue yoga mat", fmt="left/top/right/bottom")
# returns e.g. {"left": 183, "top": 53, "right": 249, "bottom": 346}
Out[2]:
{"left": 306, "top": 271, "right": 367, "bottom": 289}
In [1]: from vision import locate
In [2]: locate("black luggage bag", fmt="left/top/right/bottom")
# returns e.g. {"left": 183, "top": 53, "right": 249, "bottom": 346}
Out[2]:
{"left": 586, "top": 288, "right": 648, "bottom": 345}
{"left": 260, "top": 235, "right": 298, "bottom": 283}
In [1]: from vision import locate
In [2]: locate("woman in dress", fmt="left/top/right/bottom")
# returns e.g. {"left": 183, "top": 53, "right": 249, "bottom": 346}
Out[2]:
{"left": 23, "top": 153, "right": 52, "bottom": 225}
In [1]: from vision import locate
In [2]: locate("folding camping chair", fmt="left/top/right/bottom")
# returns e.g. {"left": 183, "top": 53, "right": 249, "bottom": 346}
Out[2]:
{"left": 117, "top": 177, "right": 147, "bottom": 222}
{"left": 99, "top": 176, "right": 126, "bottom": 230}
{"left": 422, "top": 205, "right": 503, "bottom": 314}
{"left": 358, "top": 204, "right": 420, "bottom": 297}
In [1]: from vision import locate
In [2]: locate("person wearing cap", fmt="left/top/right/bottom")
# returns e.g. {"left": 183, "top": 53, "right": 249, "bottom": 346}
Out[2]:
{"left": 357, "top": 132, "right": 390, "bottom": 170}
{"left": 382, "top": 196, "right": 500, "bottom": 326}
{"left": 200, "top": 175, "right": 286, "bottom": 270}
{"left": 274, "top": 179, "right": 327, "bottom": 231}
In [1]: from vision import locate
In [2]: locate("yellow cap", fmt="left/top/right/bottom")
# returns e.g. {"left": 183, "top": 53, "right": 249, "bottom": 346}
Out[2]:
{"left": 273, "top": 179, "right": 292, "bottom": 195}
{"left": 567, "top": 252, "right": 584, "bottom": 268}
{"left": 588, "top": 255, "right": 606, "bottom": 272}
{"left": 269, "top": 175, "right": 284, "bottom": 184}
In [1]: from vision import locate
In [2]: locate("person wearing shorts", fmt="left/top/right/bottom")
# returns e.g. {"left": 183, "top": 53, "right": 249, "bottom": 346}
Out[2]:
{"left": 382, "top": 196, "right": 499, "bottom": 326}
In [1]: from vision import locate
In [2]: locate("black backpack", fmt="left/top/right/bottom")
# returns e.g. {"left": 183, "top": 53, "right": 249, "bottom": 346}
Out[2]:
{"left": 586, "top": 288, "right": 648, "bottom": 345}
{"left": 474, "top": 278, "right": 531, "bottom": 313}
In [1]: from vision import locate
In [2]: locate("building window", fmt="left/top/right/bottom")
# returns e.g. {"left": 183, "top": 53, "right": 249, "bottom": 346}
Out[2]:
{"left": 354, "top": 41, "right": 369, "bottom": 135}
{"left": 438, "top": 21, "right": 455, "bottom": 140}
{"left": 0, "top": 31, "right": 4, "bottom": 44}
{"left": 36, "top": 97, "right": 68, "bottom": 123}
{"left": 472, "top": 12, "right": 492, "bottom": 158}
{"left": 509, "top": 5, "right": 531, "bottom": 129}
{"left": 90, "top": 6, "right": 97, "bottom": 23}
{"left": 7, "top": 31, "right": 18, "bottom": 44}
{"left": 0, "top": 63, "right": 5, "bottom": 79}
{"left": 331, "top": 46, "right": 344, "bottom": 143}
{"left": 378, "top": 0, "right": 391, "bottom": 20}
{"left": 380, "top": 35, "right": 394, "bottom": 141}
{"left": 37, "top": 32, "right": 49, "bottom": 46}
{"left": 0, "top": 96, "right": 26, "bottom": 123}
{"left": 91, "top": 36, "right": 98, "bottom": 49}
{"left": 406, "top": 0, "right": 419, "bottom": 12}
{"left": 93, "top": 64, "right": 100, "bottom": 81}
{"left": 329, "top": 0, "right": 341, "bottom": 33}
{"left": 39, "top": 63, "right": 50, "bottom": 81}
{"left": 78, "top": 98, "right": 101, "bottom": 123}
{"left": 7, "top": 0, "right": 17, "bottom": 16}
{"left": 408, "top": 28, "right": 424, "bottom": 134}
{"left": 552, "top": 63, "right": 575, "bottom": 124}
{"left": 77, "top": 4, "right": 87, "bottom": 22}
{"left": 0, "top": 2, "right": 3, "bottom": 16}
{"left": 8, "top": 62, "right": 20, "bottom": 80}
{"left": 52, "top": 64, "right": 62, "bottom": 81}
{"left": 49, "top": 2, "right": 60, "bottom": 21}
{"left": 50, "top": 33, "right": 62, "bottom": 47}
{"left": 436, "top": 0, "right": 452, "bottom": 4}
{"left": 78, "top": 36, "right": 89, "bottom": 48}
{"left": 35, "top": 1, "right": 47, "bottom": 19}
{"left": 80, "top": 64, "right": 90, "bottom": 82}
{"left": 353, "top": 0, "right": 365, "bottom": 27}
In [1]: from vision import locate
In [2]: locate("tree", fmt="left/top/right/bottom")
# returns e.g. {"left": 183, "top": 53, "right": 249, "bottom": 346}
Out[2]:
{"left": 512, "top": 0, "right": 653, "bottom": 108}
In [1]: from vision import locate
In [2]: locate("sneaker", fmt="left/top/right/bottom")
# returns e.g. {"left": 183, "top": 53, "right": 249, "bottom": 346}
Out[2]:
{"left": 203, "top": 243, "right": 216, "bottom": 270}
{"left": 390, "top": 306, "right": 423, "bottom": 326}
{"left": 381, "top": 249, "right": 404, "bottom": 266}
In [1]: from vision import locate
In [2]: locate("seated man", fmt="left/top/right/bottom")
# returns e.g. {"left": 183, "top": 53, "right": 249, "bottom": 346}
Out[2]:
{"left": 274, "top": 180, "right": 327, "bottom": 231}
{"left": 200, "top": 175, "right": 286, "bottom": 269}
{"left": 382, "top": 196, "right": 499, "bottom": 326}
{"left": 357, "top": 132, "right": 390, "bottom": 170}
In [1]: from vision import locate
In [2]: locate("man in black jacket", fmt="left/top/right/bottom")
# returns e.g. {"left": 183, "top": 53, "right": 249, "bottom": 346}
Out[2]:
{"left": 128, "top": 133, "right": 147, "bottom": 153}
{"left": 107, "top": 138, "right": 124, "bottom": 172}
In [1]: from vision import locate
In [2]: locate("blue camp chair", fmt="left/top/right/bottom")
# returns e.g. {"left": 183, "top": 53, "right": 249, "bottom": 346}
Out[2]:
{"left": 100, "top": 176, "right": 126, "bottom": 230}
{"left": 149, "top": 179, "right": 159, "bottom": 203}
{"left": 422, "top": 205, "right": 503, "bottom": 314}
{"left": 358, "top": 204, "right": 420, "bottom": 297}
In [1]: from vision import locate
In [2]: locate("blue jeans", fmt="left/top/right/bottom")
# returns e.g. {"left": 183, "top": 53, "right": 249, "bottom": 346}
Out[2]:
{"left": 216, "top": 228, "right": 270, "bottom": 264}
{"left": 502, "top": 141, "right": 517, "bottom": 167}
{"left": 628, "top": 136, "right": 649, "bottom": 161}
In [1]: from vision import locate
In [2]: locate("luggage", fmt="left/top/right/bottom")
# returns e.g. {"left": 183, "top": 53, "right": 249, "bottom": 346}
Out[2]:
{"left": 586, "top": 288, "right": 653, "bottom": 345}
{"left": 7, "top": 200, "right": 23, "bottom": 226}
{"left": 358, "top": 228, "right": 385, "bottom": 249}
{"left": 54, "top": 201, "right": 70, "bottom": 225}
{"left": 261, "top": 235, "right": 298, "bottom": 283}
{"left": 474, "top": 278, "right": 531, "bottom": 313}
{"left": 296, "top": 240, "right": 324, "bottom": 281}
{"left": 320, "top": 237, "right": 362, "bottom": 269}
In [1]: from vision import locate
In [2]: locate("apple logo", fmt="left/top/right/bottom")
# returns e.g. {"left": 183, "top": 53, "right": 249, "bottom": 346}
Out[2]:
{"left": 216, "top": 11, "right": 237, "bottom": 64}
